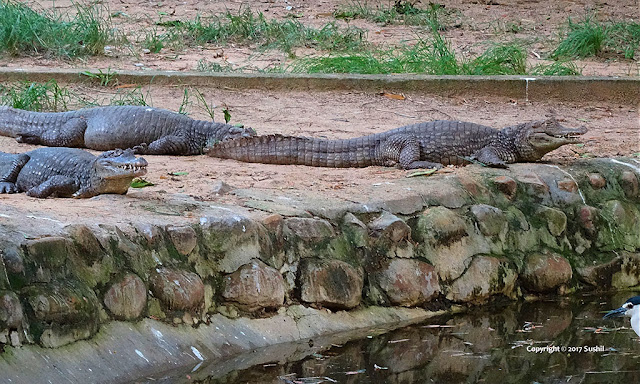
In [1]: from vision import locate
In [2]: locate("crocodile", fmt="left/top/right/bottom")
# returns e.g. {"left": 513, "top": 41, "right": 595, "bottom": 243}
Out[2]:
{"left": 0, "top": 147, "right": 147, "bottom": 198}
{"left": 0, "top": 105, "right": 256, "bottom": 155}
{"left": 205, "top": 118, "right": 587, "bottom": 169}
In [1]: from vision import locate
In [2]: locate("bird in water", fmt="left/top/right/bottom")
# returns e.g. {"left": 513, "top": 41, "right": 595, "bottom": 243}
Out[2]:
{"left": 603, "top": 296, "right": 640, "bottom": 337}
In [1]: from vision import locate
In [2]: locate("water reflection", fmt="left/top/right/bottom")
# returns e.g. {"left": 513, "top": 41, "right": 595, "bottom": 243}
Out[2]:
{"left": 150, "top": 293, "right": 640, "bottom": 384}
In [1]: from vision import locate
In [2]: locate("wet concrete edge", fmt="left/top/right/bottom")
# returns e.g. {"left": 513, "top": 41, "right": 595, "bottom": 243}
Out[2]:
{"left": 0, "top": 306, "right": 441, "bottom": 384}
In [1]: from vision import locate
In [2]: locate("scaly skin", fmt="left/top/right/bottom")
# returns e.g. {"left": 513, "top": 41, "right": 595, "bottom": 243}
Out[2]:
{"left": 0, "top": 148, "right": 147, "bottom": 198}
{"left": 205, "top": 118, "right": 587, "bottom": 169}
{"left": 0, "top": 105, "right": 256, "bottom": 155}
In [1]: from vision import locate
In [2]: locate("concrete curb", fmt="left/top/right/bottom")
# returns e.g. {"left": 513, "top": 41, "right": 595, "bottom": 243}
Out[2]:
{"left": 0, "top": 68, "right": 637, "bottom": 104}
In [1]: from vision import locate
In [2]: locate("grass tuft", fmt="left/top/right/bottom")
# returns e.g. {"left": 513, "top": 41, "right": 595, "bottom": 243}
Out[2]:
{"left": 293, "top": 36, "right": 533, "bottom": 76}
{"left": 552, "top": 15, "right": 606, "bottom": 59}
{"left": 530, "top": 61, "right": 582, "bottom": 76}
{"left": 466, "top": 44, "right": 527, "bottom": 75}
{"left": 0, "top": 80, "right": 71, "bottom": 111}
{"left": 553, "top": 15, "right": 640, "bottom": 59}
{"left": 173, "top": 9, "right": 366, "bottom": 54}
{"left": 109, "top": 87, "right": 149, "bottom": 106}
{"left": 0, "top": 0, "right": 117, "bottom": 59}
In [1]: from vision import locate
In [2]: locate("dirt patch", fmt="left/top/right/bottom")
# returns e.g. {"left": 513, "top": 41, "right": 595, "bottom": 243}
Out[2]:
{"left": 8, "top": 0, "right": 639, "bottom": 76}
{"left": 0, "top": 1, "right": 639, "bottom": 220}
{"left": 0, "top": 82, "right": 637, "bottom": 219}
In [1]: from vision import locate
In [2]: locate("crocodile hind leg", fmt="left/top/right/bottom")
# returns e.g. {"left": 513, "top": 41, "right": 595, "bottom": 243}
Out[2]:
{"left": 16, "top": 117, "right": 87, "bottom": 147}
{"left": 381, "top": 134, "right": 444, "bottom": 170}
{"left": 133, "top": 135, "right": 195, "bottom": 155}
{"left": 25, "top": 175, "right": 79, "bottom": 198}
{"left": 0, "top": 153, "right": 29, "bottom": 193}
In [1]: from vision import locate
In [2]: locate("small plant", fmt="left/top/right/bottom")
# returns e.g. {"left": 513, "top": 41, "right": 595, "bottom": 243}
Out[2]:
{"left": 109, "top": 86, "right": 149, "bottom": 106}
{"left": 178, "top": 88, "right": 191, "bottom": 115}
{"left": 606, "top": 21, "right": 640, "bottom": 59}
{"left": 141, "top": 29, "right": 164, "bottom": 53}
{"left": 80, "top": 68, "right": 117, "bottom": 86}
{"left": 0, "top": 80, "right": 71, "bottom": 111}
{"left": 196, "top": 59, "right": 234, "bottom": 72}
{"left": 193, "top": 88, "right": 215, "bottom": 121}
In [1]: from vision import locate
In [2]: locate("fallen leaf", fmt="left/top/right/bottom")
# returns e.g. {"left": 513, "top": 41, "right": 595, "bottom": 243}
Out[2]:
{"left": 380, "top": 92, "right": 406, "bottom": 100}
{"left": 130, "top": 178, "right": 154, "bottom": 188}
{"left": 115, "top": 83, "right": 138, "bottom": 89}
{"left": 168, "top": 171, "right": 189, "bottom": 176}
{"left": 406, "top": 169, "right": 437, "bottom": 178}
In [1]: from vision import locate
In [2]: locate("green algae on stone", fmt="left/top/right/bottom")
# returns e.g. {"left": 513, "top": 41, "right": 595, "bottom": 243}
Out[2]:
{"left": 24, "top": 237, "right": 69, "bottom": 270}
{"left": 412, "top": 206, "right": 469, "bottom": 247}
{"left": 21, "top": 281, "right": 101, "bottom": 347}
{"left": 597, "top": 200, "right": 640, "bottom": 251}
{"left": 536, "top": 205, "right": 568, "bottom": 237}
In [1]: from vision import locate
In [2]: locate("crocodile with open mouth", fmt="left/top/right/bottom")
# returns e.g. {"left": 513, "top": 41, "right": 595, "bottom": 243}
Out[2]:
{"left": 205, "top": 118, "right": 587, "bottom": 169}
{"left": 0, "top": 147, "right": 147, "bottom": 198}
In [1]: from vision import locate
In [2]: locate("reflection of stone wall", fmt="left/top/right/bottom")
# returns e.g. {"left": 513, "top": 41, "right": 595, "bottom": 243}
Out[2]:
{"left": 1, "top": 159, "right": 639, "bottom": 349}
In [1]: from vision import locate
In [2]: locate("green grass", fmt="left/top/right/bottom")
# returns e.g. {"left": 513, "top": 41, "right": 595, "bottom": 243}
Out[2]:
{"left": 0, "top": 0, "right": 117, "bottom": 59}
{"left": 553, "top": 15, "right": 640, "bottom": 59}
{"left": 606, "top": 21, "right": 640, "bottom": 59}
{"left": 293, "top": 36, "right": 581, "bottom": 76}
{"left": 171, "top": 9, "right": 366, "bottom": 55}
{"left": 140, "top": 28, "right": 164, "bottom": 54}
{"left": 0, "top": 80, "right": 71, "bottom": 111}
{"left": 0, "top": 81, "right": 228, "bottom": 117}
{"left": 80, "top": 68, "right": 118, "bottom": 86}
{"left": 466, "top": 44, "right": 527, "bottom": 75}
{"left": 293, "top": 38, "right": 535, "bottom": 76}
{"left": 109, "top": 87, "right": 149, "bottom": 106}
{"left": 530, "top": 61, "right": 582, "bottom": 76}
{"left": 334, "top": 0, "right": 457, "bottom": 29}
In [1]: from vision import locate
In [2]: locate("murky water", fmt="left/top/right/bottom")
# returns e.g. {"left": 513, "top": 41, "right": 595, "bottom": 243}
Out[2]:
{"left": 149, "top": 293, "right": 640, "bottom": 384}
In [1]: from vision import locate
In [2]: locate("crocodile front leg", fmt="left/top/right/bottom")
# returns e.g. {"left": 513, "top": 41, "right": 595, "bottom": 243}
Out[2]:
{"left": 0, "top": 182, "right": 18, "bottom": 193}
{"left": 26, "top": 175, "right": 79, "bottom": 198}
{"left": 16, "top": 117, "right": 87, "bottom": 147}
{"left": 0, "top": 154, "right": 29, "bottom": 193}
{"left": 133, "top": 135, "right": 197, "bottom": 155}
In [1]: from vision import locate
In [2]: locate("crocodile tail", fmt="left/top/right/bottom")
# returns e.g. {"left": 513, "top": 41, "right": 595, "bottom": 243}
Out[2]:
{"left": 0, "top": 106, "right": 21, "bottom": 137}
{"left": 205, "top": 134, "right": 378, "bottom": 168}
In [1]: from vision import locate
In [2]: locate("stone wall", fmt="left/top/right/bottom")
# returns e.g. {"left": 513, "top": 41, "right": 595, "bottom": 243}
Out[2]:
{"left": 1, "top": 159, "right": 640, "bottom": 351}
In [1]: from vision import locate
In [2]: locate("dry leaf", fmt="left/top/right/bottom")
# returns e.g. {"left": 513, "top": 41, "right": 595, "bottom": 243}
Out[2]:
{"left": 380, "top": 92, "right": 406, "bottom": 100}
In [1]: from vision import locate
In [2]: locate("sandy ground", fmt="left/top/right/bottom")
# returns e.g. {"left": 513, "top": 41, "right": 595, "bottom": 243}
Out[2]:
{"left": 0, "top": 84, "right": 637, "bottom": 219}
{"left": 5, "top": 0, "right": 638, "bottom": 76}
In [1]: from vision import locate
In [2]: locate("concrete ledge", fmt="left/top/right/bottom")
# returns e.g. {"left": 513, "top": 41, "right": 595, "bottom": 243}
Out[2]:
{"left": 0, "top": 306, "right": 437, "bottom": 384}
{"left": 0, "top": 68, "right": 637, "bottom": 104}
